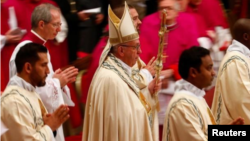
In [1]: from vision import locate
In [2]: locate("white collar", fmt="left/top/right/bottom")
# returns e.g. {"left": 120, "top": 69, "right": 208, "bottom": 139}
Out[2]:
{"left": 7, "top": 75, "right": 36, "bottom": 92}
{"left": 116, "top": 57, "right": 132, "bottom": 77}
{"left": 175, "top": 79, "right": 205, "bottom": 99}
{"left": 165, "top": 22, "right": 176, "bottom": 27}
{"left": 31, "top": 30, "right": 47, "bottom": 45}
{"left": 227, "top": 40, "right": 250, "bottom": 58}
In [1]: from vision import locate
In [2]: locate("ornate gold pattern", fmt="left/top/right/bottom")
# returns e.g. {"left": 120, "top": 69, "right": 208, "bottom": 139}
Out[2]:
{"left": 109, "top": 33, "right": 139, "bottom": 44}
{"left": 155, "top": 9, "right": 167, "bottom": 111}
{"left": 139, "top": 92, "right": 152, "bottom": 114}
{"left": 207, "top": 107, "right": 216, "bottom": 125}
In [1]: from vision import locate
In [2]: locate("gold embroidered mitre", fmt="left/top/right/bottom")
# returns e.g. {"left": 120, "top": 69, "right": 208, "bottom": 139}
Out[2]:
{"left": 108, "top": 1, "right": 139, "bottom": 45}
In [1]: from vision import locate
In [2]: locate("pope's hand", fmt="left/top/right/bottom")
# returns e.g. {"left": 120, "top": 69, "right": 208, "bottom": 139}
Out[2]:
{"left": 143, "top": 56, "right": 156, "bottom": 77}
{"left": 148, "top": 77, "right": 162, "bottom": 96}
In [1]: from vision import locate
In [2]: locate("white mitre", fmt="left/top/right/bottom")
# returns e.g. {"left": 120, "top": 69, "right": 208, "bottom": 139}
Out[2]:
{"left": 99, "top": 1, "right": 139, "bottom": 65}
{"left": 108, "top": 1, "right": 139, "bottom": 45}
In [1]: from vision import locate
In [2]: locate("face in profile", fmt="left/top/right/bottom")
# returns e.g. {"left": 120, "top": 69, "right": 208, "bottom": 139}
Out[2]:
{"left": 44, "top": 9, "right": 61, "bottom": 40}
{"left": 30, "top": 53, "right": 49, "bottom": 87}
{"left": 195, "top": 55, "right": 215, "bottom": 88}
{"left": 129, "top": 8, "right": 142, "bottom": 32}
{"left": 120, "top": 39, "right": 142, "bottom": 67}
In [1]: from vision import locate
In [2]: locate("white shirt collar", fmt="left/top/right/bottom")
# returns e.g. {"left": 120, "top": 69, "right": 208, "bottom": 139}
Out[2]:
{"left": 31, "top": 30, "right": 47, "bottom": 45}
{"left": 7, "top": 75, "right": 36, "bottom": 92}
{"left": 165, "top": 22, "right": 176, "bottom": 27}
{"left": 175, "top": 79, "right": 205, "bottom": 99}
{"left": 116, "top": 57, "right": 132, "bottom": 77}
{"left": 227, "top": 40, "right": 250, "bottom": 58}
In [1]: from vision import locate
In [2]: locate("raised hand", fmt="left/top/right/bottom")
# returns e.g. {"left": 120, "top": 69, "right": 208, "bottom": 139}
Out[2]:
{"left": 53, "top": 66, "right": 78, "bottom": 87}
{"left": 143, "top": 56, "right": 156, "bottom": 76}
{"left": 95, "top": 14, "right": 104, "bottom": 25}
{"left": 5, "top": 29, "right": 23, "bottom": 44}
{"left": 77, "top": 11, "right": 90, "bottom": 21}
{"left": 43, "top": 104, "right": 70, "bottom": 131}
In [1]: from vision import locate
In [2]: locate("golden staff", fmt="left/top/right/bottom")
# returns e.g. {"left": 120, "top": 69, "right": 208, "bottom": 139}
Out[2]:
{"left": 154, "top": 9, "right": 168, "bottom": 111}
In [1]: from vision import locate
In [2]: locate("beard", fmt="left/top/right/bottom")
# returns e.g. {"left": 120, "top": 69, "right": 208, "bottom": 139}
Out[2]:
{"left": 36, "top": 75, "right": 47, "bottom": 87}
{"left": 30, "top": 71, "right": 47, "bottom": 87}
{"left": 37, "top": 80, "right": 46, "bottom": 87}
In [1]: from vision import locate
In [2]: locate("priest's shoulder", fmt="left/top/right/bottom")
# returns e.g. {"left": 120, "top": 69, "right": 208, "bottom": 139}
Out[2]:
{"left": 168, "top": 92, "right": 200, "bottom": 109}
{"left": 1, "top": 85, "right": 27, "bottom": 101}
{"left": 0, "top": 86, "right": 24, "bottom": 105}
{"left": 223, "top": 51, "right": 249, "bottom": 64}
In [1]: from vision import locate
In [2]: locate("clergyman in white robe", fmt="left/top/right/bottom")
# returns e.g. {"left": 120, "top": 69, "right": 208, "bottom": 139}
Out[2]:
{"left": 211, "top": 40, "right": 250, "bottom": 124}
{"left": 162, "top": 79, "right": 216, "bottom": 141}
{"left": 1, "top": 75, "right": 55, "bottom": 141}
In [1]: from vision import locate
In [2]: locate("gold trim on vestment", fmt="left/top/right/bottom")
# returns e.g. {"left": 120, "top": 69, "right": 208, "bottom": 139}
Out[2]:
{"left": 109, "top": 33, "right": 139, "bottom": 45}
{"left": 38, "top": 99, "right": 47, "bottom": 117}
{"left": 104, "top": 54, "right": 152, "bottom": 116}
{"left": 207, "top": 107, "right": 216, "bottom": 125}
{"left": 139, "top": 92, "right": 152, "bottom": 114}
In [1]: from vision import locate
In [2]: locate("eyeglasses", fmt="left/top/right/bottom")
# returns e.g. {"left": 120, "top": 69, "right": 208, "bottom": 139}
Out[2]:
{"left": 47, "top": 22, "right": 62, "bottom": 28}
{"left": 120, "top": 44, "right": 141, "bottom": 51}
{"left": 51, "top": 22, "right": 62, "bottom": 28}
{"left": 43, "top": 20, "right": 62, "bottom": 28}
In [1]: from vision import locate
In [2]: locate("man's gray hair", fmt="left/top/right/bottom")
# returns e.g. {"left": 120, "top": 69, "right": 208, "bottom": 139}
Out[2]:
{"left": 31, "top": 3, "right": 59, "bottom": 29}
{"left": 174, "top": 1, "right": 180, "bottom": 11}
{"left": 158, "top": 0, "right": 181, "bottom": 11}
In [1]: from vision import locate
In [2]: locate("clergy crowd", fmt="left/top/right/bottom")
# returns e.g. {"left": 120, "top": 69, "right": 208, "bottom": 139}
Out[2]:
{"left": 1, "top": 0, "right": 250, "bottom": 141}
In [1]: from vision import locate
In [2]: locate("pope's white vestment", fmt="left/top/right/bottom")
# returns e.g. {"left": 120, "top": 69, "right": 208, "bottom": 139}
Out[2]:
{"left": 82, "top": 54, "right": 153, "bottom": 141}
